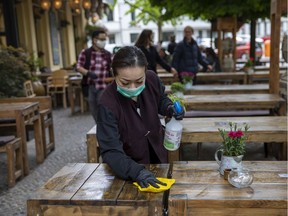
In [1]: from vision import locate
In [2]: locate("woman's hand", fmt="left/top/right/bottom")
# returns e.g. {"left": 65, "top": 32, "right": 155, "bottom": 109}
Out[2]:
{"left": 136, "top": 169, "right": 167, "bottom": 188}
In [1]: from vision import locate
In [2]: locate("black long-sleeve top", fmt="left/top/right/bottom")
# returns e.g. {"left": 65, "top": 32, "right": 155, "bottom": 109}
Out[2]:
{"left": 138, "top": 45, "right": 172, "bottom": 73}
{"left": 96, "top": 70, "right": 173, "bottom": 181}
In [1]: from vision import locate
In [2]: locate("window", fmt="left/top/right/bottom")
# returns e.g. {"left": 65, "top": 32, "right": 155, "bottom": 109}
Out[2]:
{"left": 162, "top": 32, "right": 173, "bottom": 41}
{"left": 107, "top": 7, "right": 114, "bottom": 21}
{"left": 130, "top": 33, "right": 138, "bottom": 43}
{"left": 108, "top": 34, "right": 115, "bottom": 44}
{"left": 131, "top": 11, "right": 135, "bottom": 21}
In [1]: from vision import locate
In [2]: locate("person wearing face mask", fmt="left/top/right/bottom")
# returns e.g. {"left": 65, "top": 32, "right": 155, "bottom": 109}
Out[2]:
{"left": 135, "top": 29, "right": 178, "bottom": 77}
{"left": 77, "top": 29, "right": 112, "bottom": 123}
{"left": 96, "top": 46, "right": 185, "bottom": 188}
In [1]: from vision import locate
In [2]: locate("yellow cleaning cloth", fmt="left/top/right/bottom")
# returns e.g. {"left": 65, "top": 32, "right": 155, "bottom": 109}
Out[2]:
{"left": 133, "top": 178, "right": 175, "bottom": 193}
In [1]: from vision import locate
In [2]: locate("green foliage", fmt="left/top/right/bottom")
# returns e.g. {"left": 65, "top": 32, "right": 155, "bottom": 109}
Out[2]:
{"left": 0, "top": 48, "right": 30, "bottom": 98}
{"left": 149, "top": 0, "right": 270, "bottom": 22}
{"left": 168, "top": 93, "right": 186, "bottom": 111}
{"left": 218, "top": 122, "right": 250, "bottom": 156}
{"left": 171, "top": 82, "right": 185, "bottom": 93}
{"left": 124, "top": 0, "right": 180, "bottom": 40}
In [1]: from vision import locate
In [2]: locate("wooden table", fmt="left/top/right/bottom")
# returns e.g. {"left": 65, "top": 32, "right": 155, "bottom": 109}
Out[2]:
{"left": 27, "top": 163, "right": 170, "bottom": 216}
{"left": 0, "top": 102, "right": 43, "bottom": 175}
{"left": 183, "top": 94, "right": 285, "bottom": 115}
{"left": 167, "top": 116, "right": 288, "bottom": 162}
{"left": 165, "top": 84, "right": 269, "bottom": 95}
{"left": 169, "top": 161, "right": 288, "bottom": 216}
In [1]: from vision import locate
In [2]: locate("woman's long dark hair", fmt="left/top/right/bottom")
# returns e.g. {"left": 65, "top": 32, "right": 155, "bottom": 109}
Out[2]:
{"left": 112, "top": 46, "right": 148, "bottom": 76}
{"left": 135, "top": 29, "right": 153, "bottom": 48}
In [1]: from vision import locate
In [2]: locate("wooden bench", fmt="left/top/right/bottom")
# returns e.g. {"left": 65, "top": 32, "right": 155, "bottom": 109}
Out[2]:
{"left": 0, "top": 96, "right": 55, "bottom": 158}
{"left": 27, "top": 163, "right": 169, "bottom": 216}
{"left": 0, "top": 136, "right": 23, "bottom": 187}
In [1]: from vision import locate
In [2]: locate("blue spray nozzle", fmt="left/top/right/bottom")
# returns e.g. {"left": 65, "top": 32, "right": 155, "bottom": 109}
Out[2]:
{"left": 174, "top": 101, "right": 183, "bottom": 114}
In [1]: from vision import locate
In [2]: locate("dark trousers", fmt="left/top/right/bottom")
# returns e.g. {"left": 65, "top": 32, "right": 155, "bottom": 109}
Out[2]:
{"left": 88, "top": 85, "right": 103, "bottom": 124}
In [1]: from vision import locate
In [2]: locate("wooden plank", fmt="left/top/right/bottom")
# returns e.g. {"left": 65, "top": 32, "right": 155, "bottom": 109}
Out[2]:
{"left": 165, "top": 84, "right": 269, "bottom": 95}
{"left": 28, "top": 163, "right": 98, "bottom": 203}
{"left": 86, "top": 125, "right": 98, "bottom": 163}
{"left": 169, "top": 161, "right": 288, "bottom": 216}
{"left": 181, "top": 116, "right": 287, "bottom": 143}
{"left": 183, "top": 94, "right": 284, "bottom": 111}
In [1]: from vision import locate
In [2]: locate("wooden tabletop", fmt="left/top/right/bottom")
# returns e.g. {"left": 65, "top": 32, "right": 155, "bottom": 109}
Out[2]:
{"left": 183, "top": 93, "right": 285, "bottom": 111}
{"left": 169, "top": 161, "right": 288, "bottom": 216}
{"left": 197, "top": 71, "right": 247, "bottom": 83}
{"left": 165, "top": 116, "right": 288, "bottom": 162}
{"left": 181, "top": 116, "right": 287, "bottom": 143}
{"left": 27, "top": 163, "right": 170, "bottom": 216}
{"left": 165, "top": 84, "right": 269, "bottom": 95}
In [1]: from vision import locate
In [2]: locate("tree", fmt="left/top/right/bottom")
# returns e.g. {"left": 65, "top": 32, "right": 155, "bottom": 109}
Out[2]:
{"left": 123, "top": 0, "right": 180, "bottom": 42}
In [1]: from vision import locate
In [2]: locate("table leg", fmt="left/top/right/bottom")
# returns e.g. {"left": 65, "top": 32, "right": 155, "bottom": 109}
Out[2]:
{"left": 33, "top": 116, "right": 44, "bottom": 164}
{"left": 15, "top": 111, "right": 29, "bottom": 175}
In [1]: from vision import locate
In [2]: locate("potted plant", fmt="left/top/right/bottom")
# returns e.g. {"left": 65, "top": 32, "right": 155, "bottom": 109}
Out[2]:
{"left": 180, "top": 72, "right": 194, "bottom": 90}
{"left": 215, "top": 122, "right": 250, "bottom": 175}
{"left": 243, "top": 57, "right": 254, "bottom": 73}
{"left": 0, "top": 46, "right": 30, "bottom": 98}
{"left": 170, "top": 82, "right": 185, "bottom": 97}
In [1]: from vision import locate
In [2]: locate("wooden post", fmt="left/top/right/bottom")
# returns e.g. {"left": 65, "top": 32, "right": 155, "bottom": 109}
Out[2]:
{"left": 269, "top": 0, "right": 287, "bottom": 94}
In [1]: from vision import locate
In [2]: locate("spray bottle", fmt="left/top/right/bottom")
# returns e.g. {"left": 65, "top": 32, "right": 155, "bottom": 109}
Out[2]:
{"left": 163, "top": 101, "right": 183, "bottom": 151}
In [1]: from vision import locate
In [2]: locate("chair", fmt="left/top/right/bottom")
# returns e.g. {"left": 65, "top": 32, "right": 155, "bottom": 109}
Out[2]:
{"left": 47, "top": 70, "right": 69, "bottom": 108}
{"left": 0, "top": 136, "right": 24, "bottom": 187}
{"left": 23, "top": 80, "right": 36, "bottom": 98}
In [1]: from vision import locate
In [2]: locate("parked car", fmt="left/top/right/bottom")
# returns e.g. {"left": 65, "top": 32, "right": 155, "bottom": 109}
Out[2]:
{"left": 236, "top": 41, "right": 263, "bottom": 61}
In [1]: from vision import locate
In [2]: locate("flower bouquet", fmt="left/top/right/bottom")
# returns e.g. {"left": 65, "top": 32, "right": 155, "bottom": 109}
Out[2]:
{"left": 218, "top": 122, "right": 250, "bottom": 156}
{"left": 243, "top": 57, "right": 254, "bottom": 73}
{"left": 215, "top": 122, "right": 250, "bottom": 175}
{"left": 180, "top": 72, "right": 194, "bottom": 90}
{"left": 180, "top": 72, "right": 194, "bottom": 84}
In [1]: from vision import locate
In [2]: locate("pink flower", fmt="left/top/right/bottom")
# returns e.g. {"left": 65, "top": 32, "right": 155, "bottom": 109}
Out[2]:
{"left": 228, "top": 130, "right": 244, "bottom": 139}
{"left": 228, "top": 131, "right": 236, "bottom": 138}
{"left": 235, "top": 130, "right": 244, "bottom": 137}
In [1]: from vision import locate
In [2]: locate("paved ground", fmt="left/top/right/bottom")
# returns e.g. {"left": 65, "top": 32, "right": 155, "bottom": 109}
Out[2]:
{"left": 0, "top": 108, "right": 277, "bottom": 215}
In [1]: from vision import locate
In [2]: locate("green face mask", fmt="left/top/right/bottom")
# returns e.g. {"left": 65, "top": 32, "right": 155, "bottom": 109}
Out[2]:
{"left": 117, "top": 84, "right": 146, "bottom": 98}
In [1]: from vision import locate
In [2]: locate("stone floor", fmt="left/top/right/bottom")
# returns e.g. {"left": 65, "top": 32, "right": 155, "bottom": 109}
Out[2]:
{"left": 0, "top": 108, "right": 279, "bottom": 215}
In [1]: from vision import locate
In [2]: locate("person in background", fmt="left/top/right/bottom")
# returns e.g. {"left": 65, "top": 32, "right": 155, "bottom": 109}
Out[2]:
{"left": 167, "top": 34, "right": 177, "bottom": 55}
{"left": 77, "top": 29, "right": 112, "bottom": 123}
{"left": 205, "top": 47, "right": 222, "bottom": 72}
{"left": 135, "top": 29, "right": 178, "bottom": 77}
{"left": 96, "top": 46, "right": 184, "bottom": 188}
{"left": 172, "top": 26, "right": 212, "bottom": 83}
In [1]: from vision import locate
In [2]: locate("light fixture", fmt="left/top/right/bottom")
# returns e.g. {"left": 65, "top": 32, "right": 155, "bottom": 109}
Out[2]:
{"left": 82, "top": 0, "right": 92, "bottom": 10}
{"left": 53, "top": 0, "right": 62, "bottom": 10}
{"left": 40, "top": 0, "right": 92, "bottom": 11}
{"left": 40, "top": 0, "right": 51, "bottom": 11}
{"left": 91, "top": 12, "right": 99, "bottom": 24}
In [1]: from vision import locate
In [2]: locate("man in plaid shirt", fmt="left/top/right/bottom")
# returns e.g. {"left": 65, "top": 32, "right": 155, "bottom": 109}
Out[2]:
{"left": 77, "top": 29, "right": 112, "bottom": 123}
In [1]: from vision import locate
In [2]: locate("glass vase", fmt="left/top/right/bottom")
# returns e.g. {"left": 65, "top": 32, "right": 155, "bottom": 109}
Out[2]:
{"left": 228, "top": 168, "right": 254, "bottom": 188}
